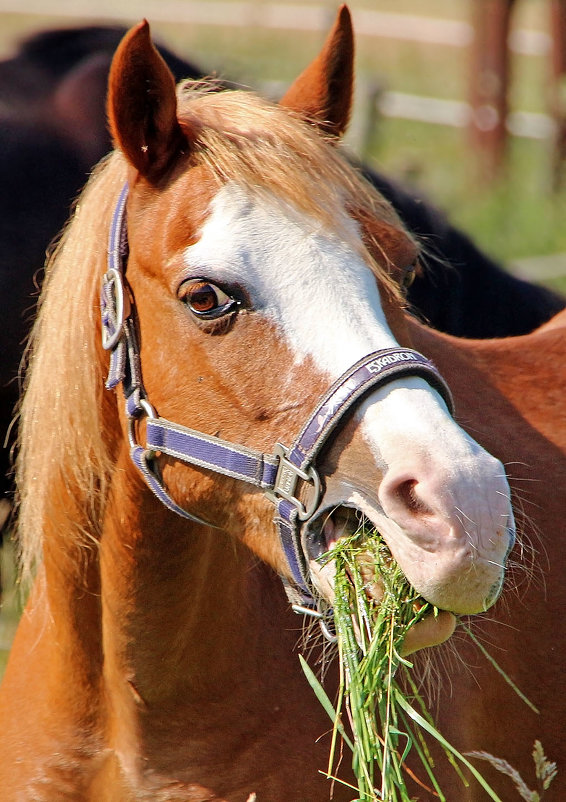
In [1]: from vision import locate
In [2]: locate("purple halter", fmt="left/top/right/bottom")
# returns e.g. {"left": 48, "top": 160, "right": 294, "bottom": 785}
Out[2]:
{"left": 101, "top": 183, "right": 454, "bottom": 616}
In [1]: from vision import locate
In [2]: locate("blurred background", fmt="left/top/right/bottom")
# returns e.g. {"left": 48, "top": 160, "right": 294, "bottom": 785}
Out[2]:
{"left": 1, "top": 0, "right": 566, "bottom": 669}
{"left": 2, "top": 0, "right": 566, "bottom": 282}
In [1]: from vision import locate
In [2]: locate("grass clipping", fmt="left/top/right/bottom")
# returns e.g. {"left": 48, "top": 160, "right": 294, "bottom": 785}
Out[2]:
{"left": 300, "top": 530, "right": 506, "bottom": 802}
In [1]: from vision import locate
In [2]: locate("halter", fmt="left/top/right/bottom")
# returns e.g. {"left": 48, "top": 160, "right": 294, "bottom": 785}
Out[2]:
{"left": 101, "top": 183, "right": 454, "bottom": 623}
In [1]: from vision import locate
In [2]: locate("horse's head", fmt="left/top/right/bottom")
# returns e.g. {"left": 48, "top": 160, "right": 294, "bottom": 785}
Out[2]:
{"left": 104, "top": 7, "right": 514, "bottom": 649}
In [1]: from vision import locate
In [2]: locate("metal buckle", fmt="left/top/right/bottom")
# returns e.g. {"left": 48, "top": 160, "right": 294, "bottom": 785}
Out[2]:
{"left": 267, "top": 443, "right": 322, "bottom": 521}
{"left": 101, "top": 267, "right": 127, "bottom": 351}
{"left": 291, "top": 601, "right": 337, "bottom": 643}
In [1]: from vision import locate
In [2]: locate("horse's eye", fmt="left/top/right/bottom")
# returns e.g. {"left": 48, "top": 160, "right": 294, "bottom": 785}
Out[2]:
{"left": 401, "top": 263, "right": 417, "bottom": 290}
{"left": 180, "top": 280, "right": 238, "bottom": 319}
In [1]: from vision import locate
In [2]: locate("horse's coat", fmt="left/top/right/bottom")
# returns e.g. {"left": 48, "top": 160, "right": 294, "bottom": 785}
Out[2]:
{"left": 408, "top": 315, "right": 566, "bottom": 800}
{"left": 0, "top": 9, "right": 528, "bottom": 801}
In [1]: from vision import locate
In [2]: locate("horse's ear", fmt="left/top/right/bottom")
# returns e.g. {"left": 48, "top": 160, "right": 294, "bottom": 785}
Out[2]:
{"left": 279, "top": 4, "right": 354, "bottom": 138}
{"left": 108, "top": 20, "right": 190, "bottom": 182}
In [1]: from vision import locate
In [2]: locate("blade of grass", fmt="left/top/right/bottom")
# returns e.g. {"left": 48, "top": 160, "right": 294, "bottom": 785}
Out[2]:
{"left": 462, "top": 624, "right": 539, "bottom": 715}
{"left": 394, "top": 690, "right": 505, "bottom": 802}
{"left": 298, "top": 654, "right": 354, "bottom": 753}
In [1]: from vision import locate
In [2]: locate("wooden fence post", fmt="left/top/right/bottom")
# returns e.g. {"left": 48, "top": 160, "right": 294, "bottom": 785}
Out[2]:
{"left": 469, "top": 0, "right": 517, "bottom": 180}
{"left": 549, "top": 0, "right": 566, "bottom": 188}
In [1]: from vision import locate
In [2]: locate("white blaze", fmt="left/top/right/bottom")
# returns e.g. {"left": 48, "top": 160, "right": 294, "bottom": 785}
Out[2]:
{"left": 184, "top": 183, "right": 513, "bottom": 613}
{"left": 184, "top": 184, "right": 398, "bottom": 373}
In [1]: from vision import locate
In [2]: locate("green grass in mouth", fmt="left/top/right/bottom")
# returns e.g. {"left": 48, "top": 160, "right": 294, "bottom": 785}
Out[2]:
{"left": 301, "top": 528, "right": 515, "bottom": 802}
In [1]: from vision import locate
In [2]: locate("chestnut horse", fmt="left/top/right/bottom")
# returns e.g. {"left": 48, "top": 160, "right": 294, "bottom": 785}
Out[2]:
{"left": 0, "top": 8, "right": 515, "bottom": 800}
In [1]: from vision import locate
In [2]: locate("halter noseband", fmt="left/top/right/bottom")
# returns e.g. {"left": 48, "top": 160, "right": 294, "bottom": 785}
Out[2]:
{"left": 101, "top": 183, "right": 454, "bottom": 620}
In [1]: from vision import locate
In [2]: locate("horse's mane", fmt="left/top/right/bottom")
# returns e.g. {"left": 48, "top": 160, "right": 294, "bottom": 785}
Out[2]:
{"left": 174, "top": 84, "right": 405, "bottom": 268}
{"left": 16, "top": 82, "right": 408, "bottom": 585}
{"left": 16, "top": 153, "right": 127, "bottom": 585}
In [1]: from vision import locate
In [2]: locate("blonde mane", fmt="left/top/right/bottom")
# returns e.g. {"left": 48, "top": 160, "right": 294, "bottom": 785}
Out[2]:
{"left": 17, "top": 83, "right": 409, "bottom": 585}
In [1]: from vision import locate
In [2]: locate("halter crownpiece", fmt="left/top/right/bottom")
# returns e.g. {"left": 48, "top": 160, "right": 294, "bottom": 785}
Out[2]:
{"left": 101, "top": 183, "right": 455, "bottom": 619}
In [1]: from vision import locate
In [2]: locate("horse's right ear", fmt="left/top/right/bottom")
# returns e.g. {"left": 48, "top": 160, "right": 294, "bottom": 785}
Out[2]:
{"left": 108, "top": 20, "right": 190, "bottom": 183}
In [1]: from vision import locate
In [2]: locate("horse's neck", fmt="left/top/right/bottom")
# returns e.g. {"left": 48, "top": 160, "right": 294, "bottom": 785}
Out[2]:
{"left": 1, "top": 449, "right": 313, "bottom": 798}
{"left": 94, "top": 459, "right": 336, "bottom": 797}
{"left": 99, "top": 454, "right": 294, "bottom": 711}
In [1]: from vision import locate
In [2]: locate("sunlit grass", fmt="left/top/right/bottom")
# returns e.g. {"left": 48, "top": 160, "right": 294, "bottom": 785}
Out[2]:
{"left": 367, "top": 118, "right": 566, "bottom": 263}
{"left": 0, "top": 539, "right": 20, "bottom": 679}
{"left": 301, "top": 527, "right": 549, "bottom": 801}
{"left": 301, "top": 529, "right": 503, "bottom": 801}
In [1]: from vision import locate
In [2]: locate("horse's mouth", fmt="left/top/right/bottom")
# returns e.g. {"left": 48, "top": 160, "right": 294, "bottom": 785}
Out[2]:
{"left": 304, "top": 506, "right": 456, "bottom": 654}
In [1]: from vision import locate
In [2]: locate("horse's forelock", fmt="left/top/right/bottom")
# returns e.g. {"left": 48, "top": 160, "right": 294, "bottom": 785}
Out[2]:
{"left": 176, "top": 84, "right": 408, "bottom": 296}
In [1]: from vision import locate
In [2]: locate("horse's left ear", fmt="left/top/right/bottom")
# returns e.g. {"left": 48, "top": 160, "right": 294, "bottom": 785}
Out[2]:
{"left": 108, "top": 20, "right": 190, "bottom": 182}
{"left": 279, "top": 4, "right": 354, "bottom": 138}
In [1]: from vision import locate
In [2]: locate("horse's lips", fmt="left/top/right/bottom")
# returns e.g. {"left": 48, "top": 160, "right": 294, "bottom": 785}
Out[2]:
{"left": 306, "top": 506, "right": 456, "bottom": 654}
{"left": 401, "top": 609, "right": 456, "bottom": 655}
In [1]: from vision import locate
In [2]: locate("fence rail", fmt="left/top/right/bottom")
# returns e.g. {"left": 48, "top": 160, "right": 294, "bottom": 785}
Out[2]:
{"left": 0, "top": 1, "right": 553, "bottom": 53}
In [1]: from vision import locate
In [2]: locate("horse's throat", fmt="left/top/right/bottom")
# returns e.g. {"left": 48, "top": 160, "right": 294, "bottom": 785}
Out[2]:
{"left": 99, "top": 482, "right": 290, "bottom": 695}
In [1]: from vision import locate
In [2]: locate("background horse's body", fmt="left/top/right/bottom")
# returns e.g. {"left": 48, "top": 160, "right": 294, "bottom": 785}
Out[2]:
{"left": 0, "top": 12, "right": 516, "bottom": 800}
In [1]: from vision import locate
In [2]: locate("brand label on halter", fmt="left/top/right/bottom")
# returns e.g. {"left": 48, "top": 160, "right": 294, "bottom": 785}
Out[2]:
{"left": 366, "top": 350, "right": 425, "bottom": 373}
{"left": 315, "top": 378, "right": 358, "bottom": 433}
{"left": 278, "top": 464, "right": 298, "bottom": 496}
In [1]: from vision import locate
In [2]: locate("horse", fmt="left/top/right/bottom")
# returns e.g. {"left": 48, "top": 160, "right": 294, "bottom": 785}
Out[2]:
{"left": 0, "top": 23, "right": 563, "bottom": 526}
{"left": 0, "top": 8, "right": 516, "bottom": 799}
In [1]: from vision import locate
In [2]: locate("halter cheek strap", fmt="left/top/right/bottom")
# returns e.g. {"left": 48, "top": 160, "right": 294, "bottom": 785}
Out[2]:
{"left": 101, "top": 183, "right": 455, "bottom": 612}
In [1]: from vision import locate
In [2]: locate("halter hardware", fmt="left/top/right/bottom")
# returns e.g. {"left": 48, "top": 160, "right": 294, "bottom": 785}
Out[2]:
{"left": 102, "top": 182, "right": 455, "bottom": 630}
{"left": 101, "top": 267, "right": 128, "bottom": 351}
{"left": 266, "top": 444, "right": 322, "bottom": 522}
{"left": 127, "top": 397, "right": 157, "bottom": 452}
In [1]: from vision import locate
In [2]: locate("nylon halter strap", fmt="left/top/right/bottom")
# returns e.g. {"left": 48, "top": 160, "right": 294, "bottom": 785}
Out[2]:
{"left": 101, "top": 182, "right": 455, "bottom": 614}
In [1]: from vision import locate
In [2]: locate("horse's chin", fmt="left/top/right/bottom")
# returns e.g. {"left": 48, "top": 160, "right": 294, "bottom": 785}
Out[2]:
{"left": 306, "top": 505, "right": 456, "bottom": 654}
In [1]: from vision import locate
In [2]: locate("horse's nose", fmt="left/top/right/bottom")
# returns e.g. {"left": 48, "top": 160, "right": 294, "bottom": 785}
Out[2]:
{"left": 376, "top": 454, "right": 513, "bottom": 615}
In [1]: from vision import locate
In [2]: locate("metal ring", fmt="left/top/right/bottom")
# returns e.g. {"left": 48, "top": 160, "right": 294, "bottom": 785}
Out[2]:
{"left": 101, "top": 268, "right": 125, "bottom": 351}
{"left": 296, "top": 464, "right": 323, "bottom": 522}
{"left": 127, "top": 398, "right": 158, "bottom": 451}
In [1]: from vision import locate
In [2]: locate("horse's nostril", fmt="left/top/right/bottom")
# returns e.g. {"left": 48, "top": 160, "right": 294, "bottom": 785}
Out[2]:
{"left": 394, "top": 478, "right": 433, "bottom": 517}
